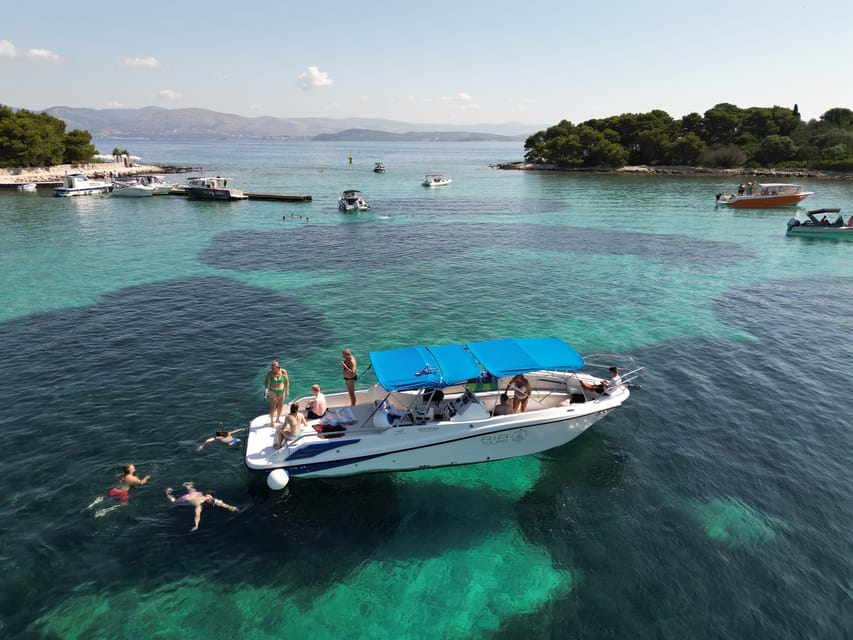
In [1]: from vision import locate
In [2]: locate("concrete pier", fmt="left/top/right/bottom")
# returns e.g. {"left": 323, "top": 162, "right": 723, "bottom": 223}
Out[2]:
{"left": 167, "top": 187, "right": 311, "bottom": 201}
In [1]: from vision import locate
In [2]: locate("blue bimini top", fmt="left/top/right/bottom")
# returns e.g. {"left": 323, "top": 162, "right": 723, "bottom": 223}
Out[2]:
{"left": 466, "top": 337, "right": 584, "bottom": 378}
{"left": 370, "top": 338, "right": 585, "bottom": 390}
{"left": 370, "top": 343, "right": 483, "bottom": 391}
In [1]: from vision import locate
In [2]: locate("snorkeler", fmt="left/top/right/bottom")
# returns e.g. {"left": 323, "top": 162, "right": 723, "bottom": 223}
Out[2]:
{"left": 197, "top": 421, "right": 245, "bottom": 451}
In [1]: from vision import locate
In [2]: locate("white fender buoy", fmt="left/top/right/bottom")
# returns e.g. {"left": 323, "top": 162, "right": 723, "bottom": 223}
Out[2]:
{"left": 373, "top": 409, "right": 393, "bottom": 430}
{"left": 267, "top": 468, "right": 289, "bottom": 490}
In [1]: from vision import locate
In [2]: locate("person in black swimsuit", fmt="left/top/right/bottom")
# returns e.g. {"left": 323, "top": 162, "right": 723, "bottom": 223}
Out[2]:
{"left": 341, "top": 348, "right": 357, "bottom": 406}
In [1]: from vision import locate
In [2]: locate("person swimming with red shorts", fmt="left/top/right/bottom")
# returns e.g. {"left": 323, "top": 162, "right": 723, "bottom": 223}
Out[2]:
{"left": 84, "top": 463, "right": 151, "bottom": 516}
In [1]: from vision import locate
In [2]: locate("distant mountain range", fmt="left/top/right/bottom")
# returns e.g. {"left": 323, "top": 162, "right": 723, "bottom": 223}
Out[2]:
{"left": 42, "top": 106, "right": 539, "bottom": 141}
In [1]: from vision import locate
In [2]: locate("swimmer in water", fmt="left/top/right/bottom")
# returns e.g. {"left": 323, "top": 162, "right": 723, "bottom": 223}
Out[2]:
{"left": 84, "top": 463, "right": 150, "bottom": 517}
{"left": 197, "top": 421, "right": 245, "bottom": 451}
{"left": 165, "top": 482, "right": 238, "bottom": 532}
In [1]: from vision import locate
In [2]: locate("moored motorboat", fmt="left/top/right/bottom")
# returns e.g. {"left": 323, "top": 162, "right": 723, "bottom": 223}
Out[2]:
{"left": 787, "top": 208, "right": 853, "bottom": 238}
{"left": 111, "top": 180, "right": 156, "bottom": 197}
{"left": 137, "top": 174, "right": 175, "bottom": 195}
{"left": 245, "top": 337, "right": 642, "bottom": 489}
{"left": 53, "top": 173, "right": 112, "bottom": 197}
{"left": 422, "top": 173, "right": 451, "bottom": 187}
{"left": 715, "top": 183, "right": 813, "bottom": 207}
{"left": 374, "top": 162, "right": 386, "bottom": 173}
{"left": 184, "top": 176, "right": 247, "bottom": 201}
{"left": 338, "top": 189, "right": 371, "bottom": 212}
{"left": 17, "top": 183, "right": 37, "bottom": 192}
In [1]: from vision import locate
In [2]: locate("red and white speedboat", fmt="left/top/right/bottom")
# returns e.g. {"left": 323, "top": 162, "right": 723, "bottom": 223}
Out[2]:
{"left": 716, "top": 183, "right": 813, "bottom": 208}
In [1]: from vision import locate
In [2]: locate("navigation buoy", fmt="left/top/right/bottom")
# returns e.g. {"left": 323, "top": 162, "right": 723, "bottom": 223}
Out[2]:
{"left": 267, "top": 468, "right": 289, "bottom": 490}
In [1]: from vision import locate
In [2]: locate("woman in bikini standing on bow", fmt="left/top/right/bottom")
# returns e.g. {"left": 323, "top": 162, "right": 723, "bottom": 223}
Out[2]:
{"left": 341, "top": 348, "right": 357, "bottom": 406}
{"left": 264, "top": 361, "right": 290, "bottom": 425}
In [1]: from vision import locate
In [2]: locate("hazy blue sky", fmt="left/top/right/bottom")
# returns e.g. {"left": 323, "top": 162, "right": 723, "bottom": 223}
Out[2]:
{"left": 3, "top": 0, "right": 851, "bottom": 126}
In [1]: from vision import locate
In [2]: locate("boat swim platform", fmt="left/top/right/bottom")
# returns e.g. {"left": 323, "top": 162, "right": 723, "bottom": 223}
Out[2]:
{"left": 168, "top": 187, "right": 312, "bottom": 202}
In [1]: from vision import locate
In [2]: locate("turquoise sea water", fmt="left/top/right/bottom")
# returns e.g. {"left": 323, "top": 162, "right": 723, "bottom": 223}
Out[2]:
{"left": 1, "top": 140, "right": 851, "bottom": 639}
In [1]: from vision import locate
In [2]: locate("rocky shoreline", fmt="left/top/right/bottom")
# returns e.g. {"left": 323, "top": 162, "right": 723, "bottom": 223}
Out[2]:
{"left": 495, "top": 162, "right": 853, "bottom": 179}
{"left": 0, "top": 162, "right": 196, "bottom": 187}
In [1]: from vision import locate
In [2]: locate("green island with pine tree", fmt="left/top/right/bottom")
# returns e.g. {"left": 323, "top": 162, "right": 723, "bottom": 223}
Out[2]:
{"left": 515, "top": 103, "right": 853, "bottom": 175}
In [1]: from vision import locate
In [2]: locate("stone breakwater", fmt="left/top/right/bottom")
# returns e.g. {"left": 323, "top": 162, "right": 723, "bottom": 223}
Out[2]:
{"left": 0, "top": 161, "right": 166, "bottom": 185}
{"left": 494, "top": 162, "right": 853, "bottom": 179}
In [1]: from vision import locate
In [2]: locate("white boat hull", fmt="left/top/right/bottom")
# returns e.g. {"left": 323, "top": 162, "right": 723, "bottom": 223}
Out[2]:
{"left": 111, "top": 184, "right": 156, "bottom": 197}
{"left": 54, "top": 173, "right": 112, "bottom": 197}
{"left": 246, "top": 374, "right": 628, "bottom": 480}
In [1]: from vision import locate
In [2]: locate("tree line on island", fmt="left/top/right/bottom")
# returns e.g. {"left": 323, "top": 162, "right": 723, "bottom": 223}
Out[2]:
{"left": 0, "top": 106, "right": 100, "bottom": 168}
{"left": 524, "top": 103, "right": 853, "bottom": 171}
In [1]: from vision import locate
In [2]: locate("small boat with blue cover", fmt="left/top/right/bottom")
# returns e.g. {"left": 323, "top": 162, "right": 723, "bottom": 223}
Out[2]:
{"left": 245, "top": 337, "right": 642, "bottom": 489}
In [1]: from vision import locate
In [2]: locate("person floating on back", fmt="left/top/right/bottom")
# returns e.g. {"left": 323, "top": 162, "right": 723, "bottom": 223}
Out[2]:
{"left": 165, "top": 482, "right": 238, "bottom": 532}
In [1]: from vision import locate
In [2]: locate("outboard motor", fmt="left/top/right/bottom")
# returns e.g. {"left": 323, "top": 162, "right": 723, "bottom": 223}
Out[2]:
{"left": 787, "top": 217, "right": 800, "bottom": 230}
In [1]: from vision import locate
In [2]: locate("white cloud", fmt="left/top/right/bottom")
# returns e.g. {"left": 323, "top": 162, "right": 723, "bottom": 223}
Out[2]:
{"left": 26, "top": 48, "right": 61, "bottom": 63}
{"left": 106, "top": 100, "right": 124, "bottom": 108}
{"left": 0, "top": 40, "right": 19, "bottom": 58}
{"left": 297, "top": 66, "right": 333, "bottom": 90}
{"left": 248, "top": 104, "right": 262, "bottom": 111}
{"left": 158, "top": 89, "right": 183, "bottom": 101}
{"left": 123, "top": 57, "right": 161, "bottom": 69}
{"left": 440, "top": 92, "right": 481, "bottom": 110}
{"left": 1, "top": 41, "right": 61, "bottom": 62}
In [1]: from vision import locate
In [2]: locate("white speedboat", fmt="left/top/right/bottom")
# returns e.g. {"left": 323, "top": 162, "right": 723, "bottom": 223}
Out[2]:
{"left": 137, "top": 175, "right": 175, "bottom": 195}
{"left": 338, "top": 189, "right": 371, "bottom": 212}
{"left": 184, "top": 176, "right": 248, "bottom": 201}
{"left": 54, "top": 174, "right": 112, "bottom": 197}
{"left": 17, "top": 183, "right": 37, "bottom": 192}
{"left": 422, "top": 173, "right": 451, "bottom": 187}
{"left": 111, "top": 180, "right": 156, "bottom": 197}
{"left": 245, "top": 337, "right": 641, "bottom": 489}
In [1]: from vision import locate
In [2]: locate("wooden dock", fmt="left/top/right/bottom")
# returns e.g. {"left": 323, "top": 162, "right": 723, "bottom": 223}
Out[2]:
{"left": 244, "top": 192, "right": 312, "bottom": 202}
{"left": 168, "top": 188, "right": 311, "bottom": 202}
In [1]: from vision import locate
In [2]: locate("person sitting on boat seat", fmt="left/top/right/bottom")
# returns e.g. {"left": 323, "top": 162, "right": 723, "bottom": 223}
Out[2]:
{"left": 305, "top": 384, "right": 328, "bottom": 420}
{"left": 820, "top": 216, "right": 829, "bottom": 225}
{"left": 276, "top": 403, "right": 307, "bottom": 449}
{"left": 580, "top": 367, "right": 622, "bottom": 396}
{"left": 492, "top": 392, "right": 513, "bottom": 416}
